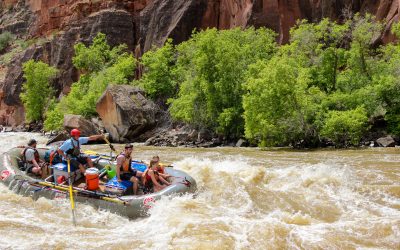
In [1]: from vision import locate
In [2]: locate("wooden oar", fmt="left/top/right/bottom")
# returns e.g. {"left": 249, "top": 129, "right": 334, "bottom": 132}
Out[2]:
{"left": 102, "top": 133, "right": 116, "bottom": 152}
{"left": 67, "top": 159, "right": 77, "bottom": 226}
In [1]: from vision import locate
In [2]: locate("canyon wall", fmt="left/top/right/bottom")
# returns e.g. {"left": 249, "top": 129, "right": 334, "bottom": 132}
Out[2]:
{"left": 0, "top": 0, "right": 398, "bottom": 126}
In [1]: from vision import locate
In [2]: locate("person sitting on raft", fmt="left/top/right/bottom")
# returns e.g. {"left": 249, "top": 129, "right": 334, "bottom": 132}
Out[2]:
{"left": 151, "top": 155, "right": 171, "bottom": 179}
{"left": 57, "top": 129, "right": 104, "bottom": 174}
{"left": 21, "top": 139, "right": 46, "bottom": 176}
{"left": 116, "top": 144, "right": 143, "bottom": 195}
{"left": 143, "top": 159, "right": 171, "bottom": 193}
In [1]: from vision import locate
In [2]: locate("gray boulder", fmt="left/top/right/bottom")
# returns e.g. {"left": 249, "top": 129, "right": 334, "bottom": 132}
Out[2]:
{"left": 63, "top": 114, "right": 98, "bottom": 136}
{"left": 236, "top": 139, "right": 247, "bottom": 147}
{"left": 96, "top": 85, "right": 160, "bottom": 142}
{"left": 376, "top": 136, "right": 396, "bottom": 147}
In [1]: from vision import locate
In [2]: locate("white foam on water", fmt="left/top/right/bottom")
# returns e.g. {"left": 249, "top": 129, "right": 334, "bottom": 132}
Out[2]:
{"left": 0, "top": 133, "right": 399, "bottom": 249}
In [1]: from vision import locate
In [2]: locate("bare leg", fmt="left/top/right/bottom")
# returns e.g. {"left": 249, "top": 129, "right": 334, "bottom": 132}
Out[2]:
{"left": 135, "top": 171, "right": 143, "bottom": 178}
{"left": 130, "top": 176, "right": 139, "bottom": 195}
{"left": 32, "top": 166, "right": 42, "bottom": 176}
{"left": 79, "top": 164, "right": 86, "bottom": 174}
{"left": 153, "top": 185, "right": 164, "bottom": 192}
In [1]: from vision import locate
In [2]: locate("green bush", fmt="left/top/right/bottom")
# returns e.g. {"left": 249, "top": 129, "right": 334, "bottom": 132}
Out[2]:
{"left": 136, "top": 39, "right": 177, "bottom": 101}
{"left": 44, "top": 33, "right": 135, "bottom": 130}
{"left": 320, "top": 107, "right": 369, "bottom": 147}
{"left": 20, "top": 60, "right": 58, "bottom": 122}
{"left": 0, "top": 31, "right": 13, "bottom": 51}
{"left": 43, "top": 99, "right": 64, "bottom": 131}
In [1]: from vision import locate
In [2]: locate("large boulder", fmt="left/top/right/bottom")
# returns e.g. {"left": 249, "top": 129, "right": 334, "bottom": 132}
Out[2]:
{"left": 63, "top": 114, "right": 98, "bottom": 136}
{"left": 96, "top": 85, "right": 160, "bottom": 142}
{"left": 376, "top": 136, "right": 396, "bottom": 147}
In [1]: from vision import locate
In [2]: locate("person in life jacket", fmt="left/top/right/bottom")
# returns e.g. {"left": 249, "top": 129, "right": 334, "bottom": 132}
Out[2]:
{"left": 116, "top": 144, "right": 143, "bottom": 195}
{"left": 57, "top": 129, "right": 104, "bottom": 174}
{"left": 151, "top": 155, "right": 171, "bottom": 179}
{"left": 143, "top": 158, "right": 171, "bottom": 193}
{"left": 21, "top": 139, "right": 45, "bottom": 176}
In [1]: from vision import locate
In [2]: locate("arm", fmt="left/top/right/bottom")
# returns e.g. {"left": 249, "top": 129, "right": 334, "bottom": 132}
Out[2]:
{"left": 158, "top": 175, "right": 171, "bottom": 186}
{"left": 116, "top": 156, "right": 123, "bottom": 182}
{"left": 88, "top": 134, "right": 104, "bottom": 141}
{"left": 159, "top": 173, "right": 170, "bottom": 179}
{"left": 149, "top": 170, "right": 163, "bottom": 189}
{"left": 116, "top": 165, "right": 121, "bottom": 182}
{"left": 31, "top": 158, "right": 41, "bottom": 169}
{"left": 58, "top": 140, "right": 70, "bottom": 158}
{"left": 57, "top": 148, "right": 67, "bottom": 159}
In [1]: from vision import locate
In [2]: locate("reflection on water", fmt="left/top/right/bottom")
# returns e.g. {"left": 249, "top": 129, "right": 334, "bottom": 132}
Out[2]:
{"left": 0, "top": 132, "right": 399, "bottom": 249}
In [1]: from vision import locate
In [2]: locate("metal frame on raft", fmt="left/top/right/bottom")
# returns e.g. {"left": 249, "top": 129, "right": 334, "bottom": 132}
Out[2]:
{"left": 0, "top": 147, "right": 197, "bottom": 222}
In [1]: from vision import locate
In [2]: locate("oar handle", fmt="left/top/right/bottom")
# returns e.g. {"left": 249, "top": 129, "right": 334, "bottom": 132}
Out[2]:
{"left": 102, "top": 133, "right": 116, "bottom": 152}
{"left": 67, "top": 159, "right": 77, "bottom": 226}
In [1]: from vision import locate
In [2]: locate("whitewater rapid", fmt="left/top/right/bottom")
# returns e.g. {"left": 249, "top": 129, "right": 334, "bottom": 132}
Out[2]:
{"left": 0, "top": 132, "right": 399, "bottom": 249}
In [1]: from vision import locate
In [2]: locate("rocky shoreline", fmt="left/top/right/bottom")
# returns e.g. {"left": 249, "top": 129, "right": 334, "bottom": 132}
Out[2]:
{"left": 2, "top": 122, "right": 398, "bottom": 149}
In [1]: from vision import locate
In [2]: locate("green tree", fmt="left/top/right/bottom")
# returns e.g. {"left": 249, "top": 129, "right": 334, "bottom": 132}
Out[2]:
{"left": 20, "top": 60, "right": 58, "bottom": 122}
{"left": 43, "top": 99, "right": 64, "bottom": 131}
{"left": 243, "top": 56, "right": 323, "bottom": 146}
{"left": 72, "top": 33, "right": 126, "bottom": 73}
{"left": 137, "top": 39, "right": 177, "bottom": 101}
{"left": 169, "top": 27, "right": 277, "bottom": 138}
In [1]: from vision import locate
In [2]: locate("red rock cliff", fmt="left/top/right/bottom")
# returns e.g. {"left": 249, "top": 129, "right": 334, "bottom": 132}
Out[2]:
{"left": 0, "top": 0, "right": 399, "bottom": 126}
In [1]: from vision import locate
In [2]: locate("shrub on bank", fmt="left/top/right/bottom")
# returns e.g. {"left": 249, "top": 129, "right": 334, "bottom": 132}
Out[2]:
{"left": 20, "top": 60, "right": 58, "bottom": 122}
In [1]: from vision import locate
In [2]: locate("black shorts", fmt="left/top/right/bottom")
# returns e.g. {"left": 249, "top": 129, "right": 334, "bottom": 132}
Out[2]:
{"left": 26, "top": 165, "right": 34, "bottom": 174}
{"left": 69, "top": 155, "right": 88, "bottom": 170}
{"left": 121, "top": 170, "right": 138, "bottom": 181}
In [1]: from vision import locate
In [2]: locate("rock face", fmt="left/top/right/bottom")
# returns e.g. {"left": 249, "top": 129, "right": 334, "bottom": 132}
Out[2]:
{"left": 63, "top": 114, "right": 98, "bottom": 136}
{"left": 96, "top": 85, "right": 160, "bottom": 142}
{"left": 140, "top": 0, "right": 208, "bottom": 51}
{"left": 1, "top": 0, "right": 400, "bottom": 126}
{"left": 0, "top": 7, "right": 136, "bottom": 126}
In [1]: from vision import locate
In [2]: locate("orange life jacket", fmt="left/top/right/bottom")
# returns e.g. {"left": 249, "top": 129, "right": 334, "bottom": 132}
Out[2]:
{"left": 156, "top": 165, "right": 165, "bottom": 174}
{"left": 118, "top": 153, "right": 132, "bottom": 173}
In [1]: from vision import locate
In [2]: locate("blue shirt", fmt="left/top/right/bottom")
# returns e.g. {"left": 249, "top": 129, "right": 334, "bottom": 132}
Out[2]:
{"left": 59, "top": 137, "right": 89, "bottom": 157}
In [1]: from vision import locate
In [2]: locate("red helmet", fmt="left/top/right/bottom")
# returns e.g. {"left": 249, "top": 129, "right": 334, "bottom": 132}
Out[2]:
{"left": 71, "top": 129, "right": 81, "bottom": 137}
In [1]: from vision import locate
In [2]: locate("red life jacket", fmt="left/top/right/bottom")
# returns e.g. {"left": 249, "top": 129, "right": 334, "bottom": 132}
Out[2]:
{"left": 142, "top": 169, "right": 159, "bottom": 187}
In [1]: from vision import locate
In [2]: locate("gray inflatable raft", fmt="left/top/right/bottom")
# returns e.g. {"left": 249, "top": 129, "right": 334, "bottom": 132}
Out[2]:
{"left": 0, "top": 147, "right": 197, "bottom": 219}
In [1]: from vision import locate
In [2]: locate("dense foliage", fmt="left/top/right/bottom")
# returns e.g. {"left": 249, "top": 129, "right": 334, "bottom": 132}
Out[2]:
{"left": 0, "top": 31, "right": 12, "bottom": 51}
{"left": 137, "top": 39, "right": 177, "bottom": 102}
{"left": 137, "top": 15, "right": 400, "bottom": 147}
{"left": 137, "top": 28, "right": 277, "bottom": 138}
{"left": 43, "top": 33, "right": 136, "bottom": 131}
{"left": 20, "top": 60, "right": 58, "bottom": 122}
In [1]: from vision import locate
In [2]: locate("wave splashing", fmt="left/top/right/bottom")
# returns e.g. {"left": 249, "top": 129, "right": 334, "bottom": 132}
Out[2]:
{"left": 0, "top": 133, "right": 399, "bottom": 249}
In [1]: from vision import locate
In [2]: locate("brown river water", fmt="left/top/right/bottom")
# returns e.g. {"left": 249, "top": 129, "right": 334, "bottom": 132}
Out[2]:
{"left": 0, "top": 132, "right": 399, "bottom": 249}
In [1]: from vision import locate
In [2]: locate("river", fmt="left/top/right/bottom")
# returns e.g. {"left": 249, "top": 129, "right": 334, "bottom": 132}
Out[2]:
{"left": 0, "top": 132, "right": 399, "bottom": 249}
